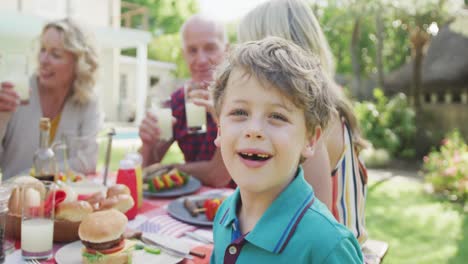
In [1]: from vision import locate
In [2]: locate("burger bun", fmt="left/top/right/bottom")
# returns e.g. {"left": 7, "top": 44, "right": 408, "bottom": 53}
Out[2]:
{"left": 79, "top": 209, "right": 128, "bottom": 243}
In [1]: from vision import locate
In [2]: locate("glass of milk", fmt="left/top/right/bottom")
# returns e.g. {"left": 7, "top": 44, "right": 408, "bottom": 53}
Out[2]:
{"left": 184, "top": 82, "right": 207, "bottom": 134}
{"left": 0, "top": 53, "right": 31, "bottom": 105}
{"left": 151, "top": 97, "right": 173, "bottom": 141}
{"left": 21, "top": 181, "right": 56, "bottom": 261}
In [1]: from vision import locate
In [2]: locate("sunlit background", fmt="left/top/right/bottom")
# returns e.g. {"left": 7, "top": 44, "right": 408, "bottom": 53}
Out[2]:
{"left": 198, "top": 0, "right": 269, "bottom": 22}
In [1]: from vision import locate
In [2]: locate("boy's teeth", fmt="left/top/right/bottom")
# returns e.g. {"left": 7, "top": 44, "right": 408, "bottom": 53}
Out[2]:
{"left": 240, "top": 152, "right": 270, "bottom": 159}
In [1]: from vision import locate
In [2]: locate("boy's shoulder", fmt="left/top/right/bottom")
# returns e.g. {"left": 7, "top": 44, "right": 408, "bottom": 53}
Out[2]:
{"left": 301, "top": 197, "right": 352, "bottom": 239}
{"left": 288, "top": 198, "right": 362, "bottom": 261}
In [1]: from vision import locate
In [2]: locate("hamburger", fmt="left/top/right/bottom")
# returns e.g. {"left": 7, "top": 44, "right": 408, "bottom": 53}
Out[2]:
{"left": 78, "top": 209, "right": 133, "bottom": 264}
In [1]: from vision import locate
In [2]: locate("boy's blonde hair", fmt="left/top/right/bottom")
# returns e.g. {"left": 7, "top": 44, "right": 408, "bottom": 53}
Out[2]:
{"left": 41, "top": 18, "right": 99, "bottom": 105}
{"left": 212, "top": 36, "right": 335, "bottom": 133}
{"left": 238, "top": 0, "right": 367, "bottom": 150}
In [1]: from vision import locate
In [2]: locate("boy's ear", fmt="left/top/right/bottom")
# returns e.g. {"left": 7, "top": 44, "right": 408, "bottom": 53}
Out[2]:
{"left": 214, "top": 125, "right": 221, "bottom": 147}
{"left": 301, "top": 126, "right": 322, "bottom": 158}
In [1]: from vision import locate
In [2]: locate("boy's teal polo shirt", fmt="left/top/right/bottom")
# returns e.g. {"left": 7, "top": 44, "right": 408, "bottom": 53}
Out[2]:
{"left": 210, "top": 167, "right": 363, "bottom": 264}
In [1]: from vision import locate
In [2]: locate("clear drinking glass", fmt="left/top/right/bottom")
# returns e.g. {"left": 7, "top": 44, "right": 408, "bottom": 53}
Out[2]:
{"left": 184, "top": 82, "right": 207, "bottom": 134}
{"left": 150, "top": 97, "right": 173, "bottom": 141}
{"left": 21, "top": 181, "right": 56, "bottom": 261}
{"left": 0, "top": 184, "right": 13, "bottom": 263}
{"left": 0, "top": 53, "right": 31, "bottom": 105}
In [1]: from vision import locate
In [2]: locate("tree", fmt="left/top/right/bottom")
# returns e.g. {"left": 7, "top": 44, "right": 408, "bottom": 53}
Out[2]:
{"left": 315, "top": 0, "right": 400, "bottom": 98}
{"left": 122, "top": 0, "right": 198, "bottom": 77}
{"left": 122, "top": 0, "right": 198, "bottom": 34}
{"left": 391, "top": 0, "right": 463, "bottom": 109}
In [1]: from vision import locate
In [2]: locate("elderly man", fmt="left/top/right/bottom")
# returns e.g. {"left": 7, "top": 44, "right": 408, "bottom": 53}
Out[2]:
{"left": 139, "top": 15, "right": 231, "bottom": 187}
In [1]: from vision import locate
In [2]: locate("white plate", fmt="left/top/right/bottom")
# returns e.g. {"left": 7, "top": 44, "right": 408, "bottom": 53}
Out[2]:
{"left": 67, "top": 180, "right": 107, "bottom": 196}
{"left": 55, "top": 236, "right": 188, "bottom": 264}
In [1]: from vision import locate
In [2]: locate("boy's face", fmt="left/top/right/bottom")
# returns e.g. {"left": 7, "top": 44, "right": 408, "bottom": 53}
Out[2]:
{"left": 215, "top": 68, "right": 314, "bottom": 194}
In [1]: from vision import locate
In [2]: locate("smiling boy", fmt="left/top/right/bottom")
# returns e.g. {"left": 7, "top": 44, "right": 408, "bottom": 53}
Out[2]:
{"left": 209, "top": 37, "right": 363, "bottom": 263}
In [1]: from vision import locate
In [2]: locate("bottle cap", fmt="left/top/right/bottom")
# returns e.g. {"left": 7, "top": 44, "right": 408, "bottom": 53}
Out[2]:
{"left": 119, "top": 159, "right": 135, "bottom": 170}
{"left": 125, "top": 152, "right": 142, "bottom": 165}
{"left": 39, "top": 117, "right": 51, "bottom": 130}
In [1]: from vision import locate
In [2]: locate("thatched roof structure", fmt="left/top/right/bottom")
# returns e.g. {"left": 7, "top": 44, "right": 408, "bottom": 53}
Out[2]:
{"left": 384, "top": 16, "right": 468, "bottom": 95}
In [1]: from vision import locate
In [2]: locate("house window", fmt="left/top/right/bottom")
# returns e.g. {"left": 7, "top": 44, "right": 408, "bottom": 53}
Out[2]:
{"left": 424, "top": 93, "right": 431, "bottom": 103}
{"left": 150, "top": 76, "right": 160, "bottom": 87}
{"left": 437, "top": 92, "right": 445, "bottom": 103}
{"left": 452, "top": 92, "right": 461, "bottom": 104}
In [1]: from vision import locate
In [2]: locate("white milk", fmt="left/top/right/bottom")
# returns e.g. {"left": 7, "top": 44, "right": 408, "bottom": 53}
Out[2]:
{"left": 10, "top": 76, "right": 29, "bottom": 101}
{"left": 185, "top": 102, "right": 206, "bottom": 128}
{"left": 21, "top": 218, "right": 54, "bottom": 253}
{"left": 152, "top": 107, "right": 173, "bottom": 140}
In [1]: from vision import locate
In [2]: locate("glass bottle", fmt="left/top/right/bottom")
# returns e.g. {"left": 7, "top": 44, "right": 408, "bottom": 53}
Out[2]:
{"left": 52, "top": 134, "right": 71, "bottom": 181}
{"left": 33, "top": 118, "right": 57, "bottom": 182}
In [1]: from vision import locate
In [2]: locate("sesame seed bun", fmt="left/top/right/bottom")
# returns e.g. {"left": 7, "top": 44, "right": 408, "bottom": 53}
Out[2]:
{"left": 78, "top": 209, "right": 127, "bottom": 243}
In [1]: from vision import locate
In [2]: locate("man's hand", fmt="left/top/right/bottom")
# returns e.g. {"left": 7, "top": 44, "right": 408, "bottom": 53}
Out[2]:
{"left": 187, "top": 82, "right": 217, "bottom": 123}
{"left": 139, "top": 111, "right": 163, "bottom": 147}
{"left": 0, "top": 82, "right": 20, "bottom": 112}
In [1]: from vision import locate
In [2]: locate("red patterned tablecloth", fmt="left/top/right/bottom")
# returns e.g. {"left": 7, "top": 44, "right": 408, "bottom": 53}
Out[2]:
{"left": 9, "top": 185, "right": 229, "bottom": 264}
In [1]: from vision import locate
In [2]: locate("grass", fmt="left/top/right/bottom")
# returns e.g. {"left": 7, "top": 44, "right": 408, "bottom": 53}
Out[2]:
{"left": 366, "top": 177, "right": 467, "bottom": 264}
{"left": 97, "top": 141, "right": 184, "bottom": 172}
{"left": 98, "top": 142, "right": 467, "bottom": 263}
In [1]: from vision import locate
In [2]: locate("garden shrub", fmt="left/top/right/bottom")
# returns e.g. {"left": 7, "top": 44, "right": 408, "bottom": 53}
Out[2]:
{"left": 355, "top": 88, "right": 416, "bottom": 159}
{"left": 423, "top": 130, "right": 468, "bottom": 203}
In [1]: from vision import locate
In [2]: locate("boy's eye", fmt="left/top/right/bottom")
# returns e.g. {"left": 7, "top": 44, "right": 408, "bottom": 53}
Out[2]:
{"left": 270, "top": 112, "right": 288, "bottom": 122}
{"left": 229, "top": 109, "right": 248, "bottom": 116}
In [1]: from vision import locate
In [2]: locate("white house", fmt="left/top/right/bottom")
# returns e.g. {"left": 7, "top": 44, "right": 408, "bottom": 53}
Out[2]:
{"left": 0, "top": 0, "right": 175, "bottom": 124}
{"left": 119, "top": 56, "right": 176, "bottom": 122}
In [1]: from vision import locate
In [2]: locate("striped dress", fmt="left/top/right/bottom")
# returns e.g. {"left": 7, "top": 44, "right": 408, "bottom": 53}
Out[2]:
{"left": 331, "top": 122, "right": 368, "bottom": 245}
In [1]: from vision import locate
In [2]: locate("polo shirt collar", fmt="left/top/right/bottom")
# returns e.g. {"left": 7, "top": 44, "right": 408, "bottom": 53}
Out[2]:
{"left": 218, "top": 167, "right": 315, "bottom": 254}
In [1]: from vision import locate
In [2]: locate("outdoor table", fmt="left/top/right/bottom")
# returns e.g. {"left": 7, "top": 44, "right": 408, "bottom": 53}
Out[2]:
{"left": 5, "top": 177, "right": 230, "bottom": 264}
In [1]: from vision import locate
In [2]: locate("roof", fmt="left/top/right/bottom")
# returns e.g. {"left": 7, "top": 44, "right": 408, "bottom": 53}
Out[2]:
{"left": 384, "top": 20, "right": 468, "bottom": 94}
{"left": 0, "top": 11, "right": 151, "bottom": 51}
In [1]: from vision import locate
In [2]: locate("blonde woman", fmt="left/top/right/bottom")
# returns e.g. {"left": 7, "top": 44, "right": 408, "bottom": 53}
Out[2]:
{"left": 239, "top": 0, "right": 369, "bottom": 245}
{"left": 0, "top": 18, "right": 101, "bottom": 180}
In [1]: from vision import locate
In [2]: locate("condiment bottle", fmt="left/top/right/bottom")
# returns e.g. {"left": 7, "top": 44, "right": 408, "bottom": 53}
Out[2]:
{"left": 116, "top": 159, "right": 138, "bottom": 220}
{"left": 33, "top": 118, "right": 57, "bottom": 182}
{"left": 125, "top": 152, "right": 143, "bottom": 208}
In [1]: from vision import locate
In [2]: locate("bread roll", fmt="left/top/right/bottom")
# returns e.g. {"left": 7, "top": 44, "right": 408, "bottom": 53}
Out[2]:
{"left": 106, "top": 184, "right": 130, "bottom": 198}
{"left": 85, "top": 191, "right": 106, "bottom": 210}
{"left": 97, "top": 194, "right": 134, "bottom": 213}
{"left": 8, "top": 176, "right": 44, "bottom": 215}
{"left": 97, "top": 196, "right": 118, "bottom": 211}
{"left": 112, "top": 194, "right": 134, "bottom": 213}
{"left": 79, "top": 209, "right": 128, "bottom": 243}
{"left": 56, "top": 201, "right": 93, "bottom": 222}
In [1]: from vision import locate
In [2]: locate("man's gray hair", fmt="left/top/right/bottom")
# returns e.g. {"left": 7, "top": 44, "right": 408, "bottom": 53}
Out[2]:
{"left": 180, "top": 14, "right": 228, "bottom": 48}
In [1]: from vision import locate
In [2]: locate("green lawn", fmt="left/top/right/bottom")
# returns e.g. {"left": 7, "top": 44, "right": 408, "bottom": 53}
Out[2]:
{"left": 99, "top": 142, "right": 467, "bottom": 263}
{"left": 97, "top": 141, "right": 184, "bottom": 172}
{"left": 366, "top": 177, "right": 467, "bottom": 264}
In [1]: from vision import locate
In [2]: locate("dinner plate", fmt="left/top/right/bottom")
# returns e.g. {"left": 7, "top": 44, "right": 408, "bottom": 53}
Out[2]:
{"left": 167, "top": 193, "right": 226, "bottom": 227}
{"left": 55, "top": 238, "right": 186, "bottom": 264}
{"left": 143, "top": 176, "right": 201, "bottom": 198}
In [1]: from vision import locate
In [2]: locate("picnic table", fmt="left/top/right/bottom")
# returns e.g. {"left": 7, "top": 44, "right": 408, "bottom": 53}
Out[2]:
{"left": 5, "top": 181, "right": 230, "bottom": 264}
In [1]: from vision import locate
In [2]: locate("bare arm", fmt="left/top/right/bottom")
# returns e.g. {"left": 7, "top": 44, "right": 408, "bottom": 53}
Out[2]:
{"left": 303, "top": 114, "right": 346, "bottom": 211}
{"left": 173, "top": 148, "right": 231, "bottom": 188}
{"left": 141, "top": 139, "right": 173, "bottom": 167}
{"left": 302, "top": 140, "right": 333, "bottom": 210}
{"left": 0, "top": 82, "right": 20, "bottom": 162}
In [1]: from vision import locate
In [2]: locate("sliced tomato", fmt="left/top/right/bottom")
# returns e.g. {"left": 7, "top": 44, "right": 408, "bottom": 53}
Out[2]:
{"left": 85, "top": 239, "right": 125, "bottom": 255}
